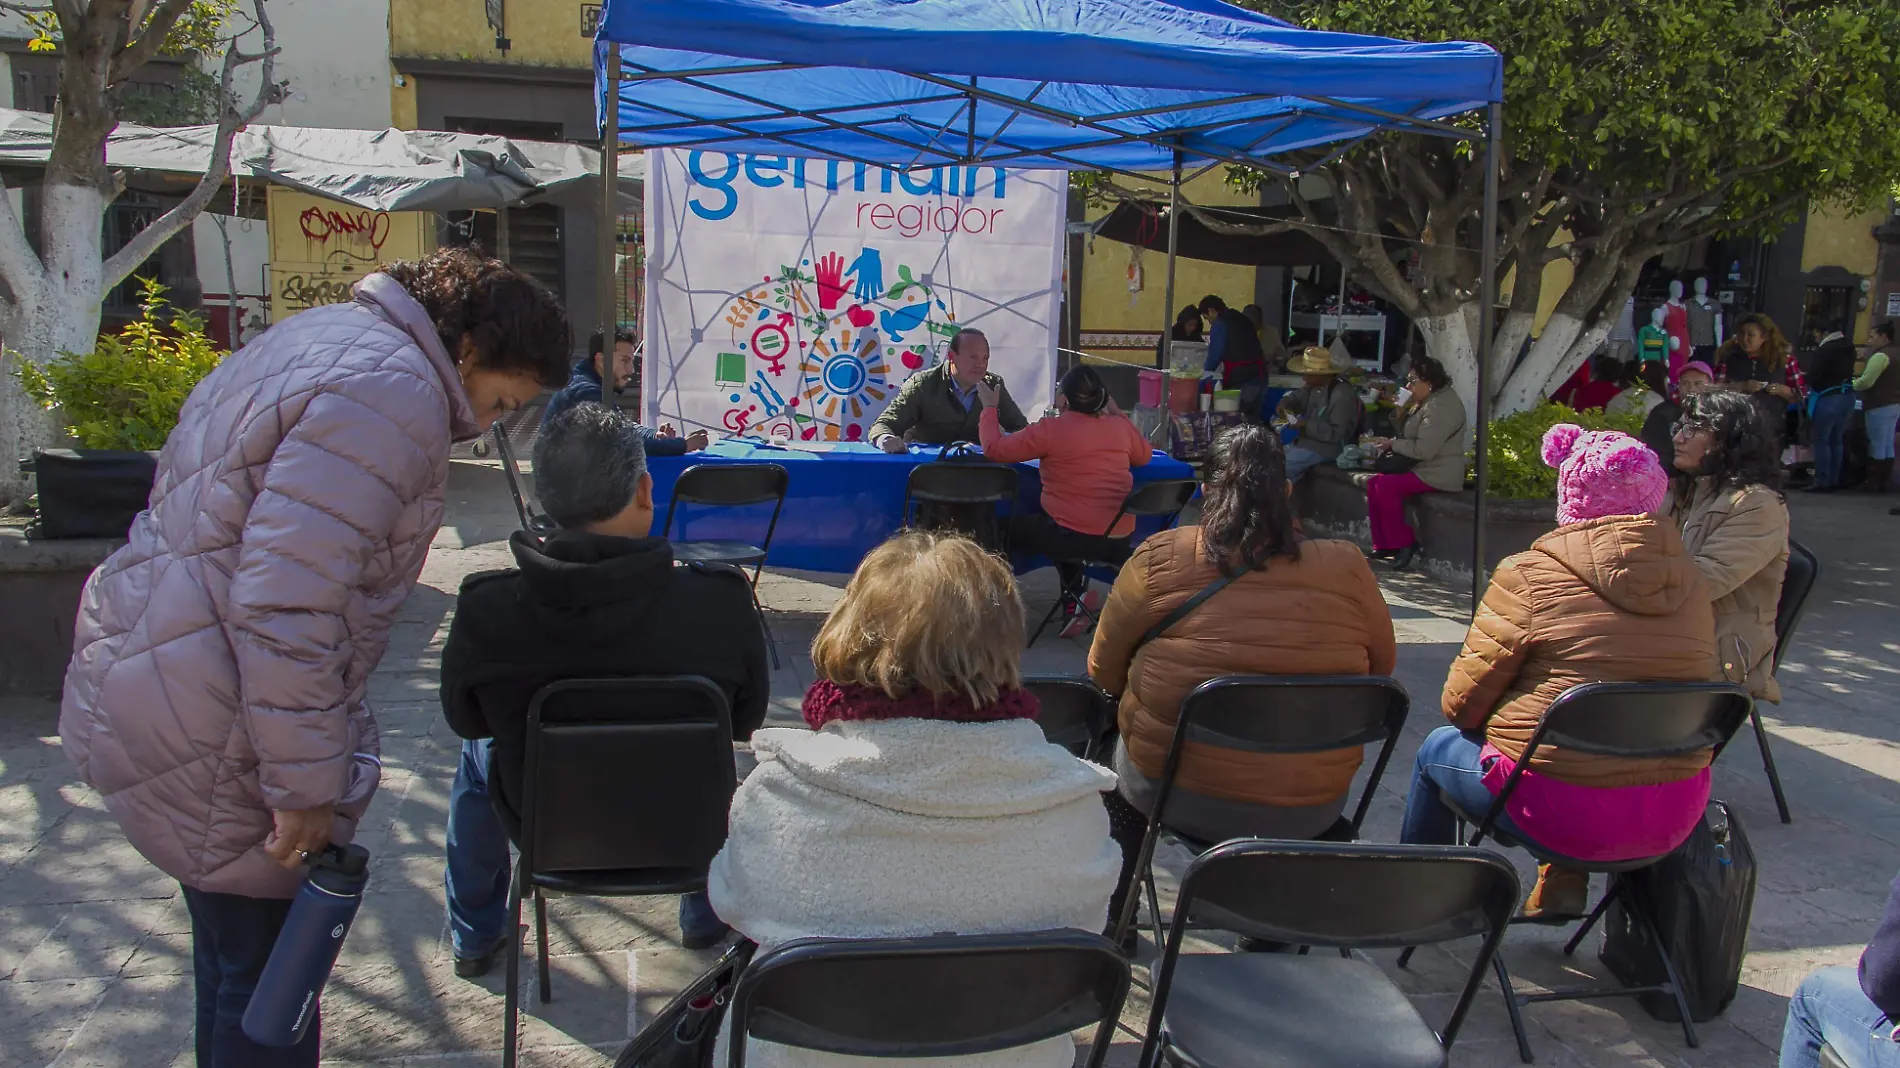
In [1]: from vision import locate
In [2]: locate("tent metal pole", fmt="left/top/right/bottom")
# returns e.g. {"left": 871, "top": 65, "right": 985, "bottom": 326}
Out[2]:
{"left": 1160, "top": 148, "right": 1182, "bottom": 371}
{"left": 599, "top": 48, "right": 621, "bottom": 409}
{"left": 1472, "top": 100, "right": 1501, "bottom": 611}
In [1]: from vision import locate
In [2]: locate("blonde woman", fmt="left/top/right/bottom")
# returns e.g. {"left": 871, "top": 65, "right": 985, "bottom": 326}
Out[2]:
{"left": 709, "top": 531, "right": 1122, "bottom": 1068}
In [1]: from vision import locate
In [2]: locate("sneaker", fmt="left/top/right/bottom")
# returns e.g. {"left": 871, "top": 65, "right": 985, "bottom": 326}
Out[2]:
{"left": 679, "top": 890, "right": 730, "bottom": 951}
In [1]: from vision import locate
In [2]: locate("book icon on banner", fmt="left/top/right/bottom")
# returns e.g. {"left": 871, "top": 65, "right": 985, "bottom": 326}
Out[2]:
{"left": 715, "top": 352, "right": 747, "bottom": 387}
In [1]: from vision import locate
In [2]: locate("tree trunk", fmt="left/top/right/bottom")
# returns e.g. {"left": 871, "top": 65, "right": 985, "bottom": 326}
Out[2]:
{"left": 1415, "top": 303, "right": 1484, "bottom": 428}
{"left": 0, "top": 182, "right": 110, "bottom": 503}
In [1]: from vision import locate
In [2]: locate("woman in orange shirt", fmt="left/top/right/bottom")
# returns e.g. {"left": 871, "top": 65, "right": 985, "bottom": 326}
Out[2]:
{"left": 978, "top": 365, "right": 1153, "bottom": 637}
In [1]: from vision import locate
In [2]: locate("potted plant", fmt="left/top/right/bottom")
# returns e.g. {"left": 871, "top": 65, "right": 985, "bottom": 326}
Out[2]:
{"left": 13, "top": 279, "right": 225, "bottom": 538}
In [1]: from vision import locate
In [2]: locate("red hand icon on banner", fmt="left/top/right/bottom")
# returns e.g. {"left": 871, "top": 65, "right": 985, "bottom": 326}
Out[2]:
{"left": 814, "top": 252, "right": 847, "bottom": 311}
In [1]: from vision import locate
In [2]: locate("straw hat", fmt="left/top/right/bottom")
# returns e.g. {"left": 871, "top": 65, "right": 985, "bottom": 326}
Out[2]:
{"left": 1287, "top": 345, "right": 1337, "bottom": 376}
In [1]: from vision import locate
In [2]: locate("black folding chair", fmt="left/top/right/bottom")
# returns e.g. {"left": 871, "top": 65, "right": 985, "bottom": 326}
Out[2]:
{"left": 491, "top": 422, "right": 556, "bottom": 538}
{"left": 902, "top": 458, "right": 1020, "bottom": 554}
{"left": 1029, "top": 478, "right": 1198, "bottom": 645}
{"left": 1752, "top": 538, "right": 1817, "bottom": 824}
{"left": 726, "top": 930, "right": 1132, "bottom": 1068}
{"left": 1140, "top": 841, "right": 1520, "bottom": 1068}
{"left": 1110, "top": 675, "right": 1411, "bottom": 952}
{"left": 503, "top": 677, "right": 739, "bottom": 1068}
{"left": 1399, "top": 681, "right": 1753, "bottom": 1063}
{"left": 662, "top": 463, "right": 790, "bottom": 669}
{"left": 1023, "top": 675, "right": 1115, "bottom": 760}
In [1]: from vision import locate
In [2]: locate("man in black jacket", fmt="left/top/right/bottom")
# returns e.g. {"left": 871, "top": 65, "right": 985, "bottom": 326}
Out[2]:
{"left": 1807, "top": 321, "right": 1861, "bottom": 491}
{"left": 439, "top": 405, "right": 769, "bottom": 975}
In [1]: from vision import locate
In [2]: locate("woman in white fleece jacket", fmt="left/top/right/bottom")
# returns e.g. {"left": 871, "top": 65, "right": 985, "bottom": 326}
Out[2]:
{"left": 709, "top": 530, "right": 1123, "bottom": 1068}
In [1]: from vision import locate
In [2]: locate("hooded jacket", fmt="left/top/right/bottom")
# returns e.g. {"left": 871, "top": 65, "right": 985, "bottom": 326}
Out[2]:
{"left": 1089, "top": 528, "right": 1397, "bottom": 807}
{"left": 1443, "top": 515, "right": 1719, "bottom": 787}
{"left": 709, "top": 717, "right": 1121, "bottom": 1068}
{"left": 59, "top": 273, "right": 476, "bottom": 898}
{"left": 440, "top": 530, "right": 769, "bottom": 834}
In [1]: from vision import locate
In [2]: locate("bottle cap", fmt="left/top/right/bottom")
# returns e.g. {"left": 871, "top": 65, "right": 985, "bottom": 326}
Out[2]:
{"left": 308, "top": 843, "right": 371, "bottom": 894}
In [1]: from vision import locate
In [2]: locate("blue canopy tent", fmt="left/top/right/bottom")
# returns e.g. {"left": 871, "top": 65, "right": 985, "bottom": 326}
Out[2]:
{"left": 591, "top": 0, "right": 1506, "bottom": 604}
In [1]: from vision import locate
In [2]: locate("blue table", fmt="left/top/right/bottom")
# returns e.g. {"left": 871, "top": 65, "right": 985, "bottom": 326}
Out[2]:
{"left": 649, "top": 440, "right": 1197, "bottom": 574}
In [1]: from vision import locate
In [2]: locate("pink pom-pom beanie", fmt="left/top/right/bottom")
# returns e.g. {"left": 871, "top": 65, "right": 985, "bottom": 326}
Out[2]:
{"left": 1541, "top": 423, "right": 1669, "bottom": 525}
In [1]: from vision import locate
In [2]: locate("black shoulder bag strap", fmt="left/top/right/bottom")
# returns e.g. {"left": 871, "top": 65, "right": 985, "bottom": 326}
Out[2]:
{"left": 1131, "top": 563, "right": 1253, "bottom": 655}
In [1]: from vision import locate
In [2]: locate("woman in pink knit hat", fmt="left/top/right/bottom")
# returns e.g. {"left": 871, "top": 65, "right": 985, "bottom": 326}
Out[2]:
{"left": 1400, "top": 424, "right": 1718, "bottom": 918}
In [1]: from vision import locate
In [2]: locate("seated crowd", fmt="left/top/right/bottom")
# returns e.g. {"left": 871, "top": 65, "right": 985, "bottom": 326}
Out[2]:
{"left": 438, "top": 372, "right": 1840, "bottom": 1063}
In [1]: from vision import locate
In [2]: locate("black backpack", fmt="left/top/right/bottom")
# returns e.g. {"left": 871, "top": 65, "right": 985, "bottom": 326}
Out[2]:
{"left": 1599, "top": 800, "right": 1757, "bottom": 1023}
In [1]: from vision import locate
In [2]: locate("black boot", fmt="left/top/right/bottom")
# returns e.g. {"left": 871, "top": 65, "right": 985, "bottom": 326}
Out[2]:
{"left": 1390, "top": 545, "right": 1420, "bottom": 571}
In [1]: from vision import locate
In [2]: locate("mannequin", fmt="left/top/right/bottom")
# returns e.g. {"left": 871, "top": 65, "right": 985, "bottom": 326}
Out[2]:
{"left": 1686, "top": 276, "right": 1723, "bottom": 362}
{"left": 1663, "top": 280, "right": 1692, "bottom": 385}
{"left": 1636, "top": 306, "right": 1678, "bottom": 372}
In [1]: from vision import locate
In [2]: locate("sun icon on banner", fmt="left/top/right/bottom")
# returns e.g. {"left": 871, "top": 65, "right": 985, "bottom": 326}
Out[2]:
{"left": 800, "top": 327, "right": 891, "bottom": 432}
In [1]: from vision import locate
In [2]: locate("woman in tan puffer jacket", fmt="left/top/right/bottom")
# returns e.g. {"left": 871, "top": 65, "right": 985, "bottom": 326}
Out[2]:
{"left": 1400, "top": 425, "right": 1717, "bottom": 919}
{"left": 1666, "top": 389, "right": 1790, "bottom": 702}
{"left": 1089, "top": 425, "right": 1395, "bottom": 920}
{"left": 59, "top": 249, "right": 570, "bottom": 1066}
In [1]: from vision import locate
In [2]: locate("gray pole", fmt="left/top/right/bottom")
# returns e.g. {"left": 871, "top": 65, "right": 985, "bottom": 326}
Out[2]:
{"left": 1160, "top": 148, "right": 1183, "bottom": 370}
{"left": 1471, "top": 101, "right": 1501, "bottom": 611}
{"left": 598, "top": 48, "right": 622, "bottom": 406}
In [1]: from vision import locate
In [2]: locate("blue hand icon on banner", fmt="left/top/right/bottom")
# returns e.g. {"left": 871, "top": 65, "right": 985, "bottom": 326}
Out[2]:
{"left": 847, "top": 247, "right": 884, "bottom": 304}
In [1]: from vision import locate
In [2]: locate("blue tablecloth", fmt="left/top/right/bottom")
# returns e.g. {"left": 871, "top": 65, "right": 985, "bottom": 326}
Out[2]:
{"left": 649, "top": 440, "right": 1197, "bottom": 574}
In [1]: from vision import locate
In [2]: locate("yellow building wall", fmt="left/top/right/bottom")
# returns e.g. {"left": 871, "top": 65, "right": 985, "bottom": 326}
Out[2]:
{"left": 390, "top": 0, "right": 594, "bottom": 68}
{"left": 1801, "top": 203, "right": 1882, "bottom": 342}
{"left": 1801, "top": 204, "right": 1882, "bottom": 276}
{"left": 1077, "top": 170, "right": 1258, "bottom": 366}
{"left": 390, "top": 76, "right": 418, "bottom": 129}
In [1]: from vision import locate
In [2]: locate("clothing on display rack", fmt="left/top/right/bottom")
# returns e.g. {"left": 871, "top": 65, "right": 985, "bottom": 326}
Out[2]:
{"left": 1637, "top": 322, "right": 1671, "bottom": 365}
{"left": 1686, "top": 300, "right": 1719, "bottom": 349}
{"left": 1611, "top": 298, "right": 1637, "bottom": 342}
{"left": 1663, "top": 294, "right": 1691, "bottom": 384}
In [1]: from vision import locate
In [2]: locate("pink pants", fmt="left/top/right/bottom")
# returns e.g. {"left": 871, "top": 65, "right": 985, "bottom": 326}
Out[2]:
{"left": 1367, "top": 471, "right": 1436, "bottom": 551}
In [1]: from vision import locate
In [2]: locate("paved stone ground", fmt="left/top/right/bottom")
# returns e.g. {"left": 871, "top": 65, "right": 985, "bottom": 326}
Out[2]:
{"left": 3, "top": 461, "right": 1896, "bottom": 1068}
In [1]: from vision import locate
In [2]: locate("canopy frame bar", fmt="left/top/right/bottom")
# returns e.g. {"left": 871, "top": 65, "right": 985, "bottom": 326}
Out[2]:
{"left": 606, "top": 60, "right": 1486, "bottom": 170}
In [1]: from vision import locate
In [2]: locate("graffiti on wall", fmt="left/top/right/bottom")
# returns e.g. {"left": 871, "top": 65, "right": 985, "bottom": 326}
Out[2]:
{"left": 267, "top": 187, "right": 431, "bottom": 322}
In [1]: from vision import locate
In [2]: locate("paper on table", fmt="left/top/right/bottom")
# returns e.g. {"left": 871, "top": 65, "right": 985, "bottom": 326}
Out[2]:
{"left": 781, "top": 441, "right": 837, "bottom": 453}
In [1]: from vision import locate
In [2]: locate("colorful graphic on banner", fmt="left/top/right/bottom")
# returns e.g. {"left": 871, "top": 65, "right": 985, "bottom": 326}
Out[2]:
{"left": 643, "top": 149, "right": 1065, "bottom": 441}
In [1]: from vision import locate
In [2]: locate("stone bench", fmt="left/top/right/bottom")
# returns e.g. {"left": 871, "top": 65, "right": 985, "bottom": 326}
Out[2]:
{"left": 1294, "top": 463, "right": 1558, "bottom": 586}
{"left": 0, "top": 526, "right": 120, "bottom": 695}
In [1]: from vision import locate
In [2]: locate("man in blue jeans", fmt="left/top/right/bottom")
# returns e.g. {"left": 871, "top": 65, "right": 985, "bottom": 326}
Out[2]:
{"left": 439, "top": 405, "right": 768, "bottom": 977}
{"left": 1805, "top": 322, "right": 1860, "bottom": 492}
{"left": 1781, "top": 870, "right": 1900, "bottom": 1067}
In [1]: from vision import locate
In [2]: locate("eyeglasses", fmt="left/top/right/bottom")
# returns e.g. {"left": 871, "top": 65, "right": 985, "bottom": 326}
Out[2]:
{"left": 1671, "top": 418, "right": 1712, "bottom": 440}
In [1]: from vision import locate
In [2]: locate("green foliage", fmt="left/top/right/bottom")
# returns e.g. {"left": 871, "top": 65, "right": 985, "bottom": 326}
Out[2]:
{"left": 1245, "top": 0, "right": 1900, "bottom": 234}
{"left": 1485, "top": 402, "right": 1646, "bottom": 500}
{"left": 118, "top": 68, "right": 224, "bottom": 126}
{"left": 28, "top": 0, "right": 237, "bottom": 57}
{"left": 13, "top": 279, "right": 225, "bottom": 451}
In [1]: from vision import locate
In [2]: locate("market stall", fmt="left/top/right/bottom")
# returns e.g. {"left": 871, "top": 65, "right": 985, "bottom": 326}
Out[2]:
{"left": 593, "top": 0, "right": 1505, "bottom": 597}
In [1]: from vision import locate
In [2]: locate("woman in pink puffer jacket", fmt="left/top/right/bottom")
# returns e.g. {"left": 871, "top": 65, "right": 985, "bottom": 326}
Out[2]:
{"left": 59, "top": 247, "right": 570, "bottom": 1067}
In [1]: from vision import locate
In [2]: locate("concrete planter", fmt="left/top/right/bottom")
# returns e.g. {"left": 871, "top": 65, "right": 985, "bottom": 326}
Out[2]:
{"left": 1294, "top": 464, "right": 1559, "bottom": 586}
{"left": 0, "top": 526, "right": 120, "bottom": 694}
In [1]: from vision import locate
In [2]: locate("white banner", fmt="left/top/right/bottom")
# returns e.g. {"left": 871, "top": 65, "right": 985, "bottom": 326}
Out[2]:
{"left": 642, "top": 148, "right": 1065, "bottom": 442}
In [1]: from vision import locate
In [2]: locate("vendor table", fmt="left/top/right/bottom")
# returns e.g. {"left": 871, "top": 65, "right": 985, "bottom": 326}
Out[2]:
{"left": 648, "top": 440, "right": 1196, "bottom": 574}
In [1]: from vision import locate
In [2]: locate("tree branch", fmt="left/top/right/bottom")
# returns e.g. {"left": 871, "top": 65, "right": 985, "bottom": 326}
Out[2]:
{"left": 101, "top": 0, "right": 283, "bottom": 291}
{"left": 0, "top": 178, "right": 46, "bottom": 305}
{"left": 109, "top": 0, "right": 194, "bottom": 85}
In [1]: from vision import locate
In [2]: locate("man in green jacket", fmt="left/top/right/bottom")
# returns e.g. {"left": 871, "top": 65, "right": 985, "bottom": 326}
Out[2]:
{"left": 870, "top": 328, "right": 1028, "bottom": 451}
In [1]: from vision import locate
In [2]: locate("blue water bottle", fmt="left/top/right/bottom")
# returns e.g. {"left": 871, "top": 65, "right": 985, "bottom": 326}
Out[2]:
{"left": 242, "top": 843, "right": 371, "bottom": 1047}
